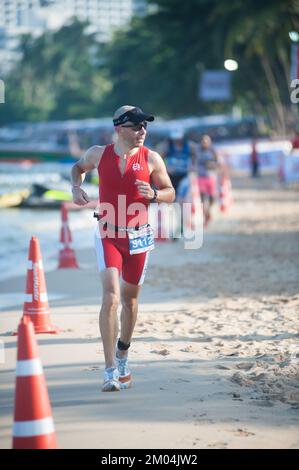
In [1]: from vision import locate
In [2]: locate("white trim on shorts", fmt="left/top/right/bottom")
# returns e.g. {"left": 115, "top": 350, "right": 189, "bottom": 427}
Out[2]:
{"left": 138, "top": 250, "right": 150, "bottom": 286}
{"left": 94, "top": 225, "right": 107, "bottom": 272}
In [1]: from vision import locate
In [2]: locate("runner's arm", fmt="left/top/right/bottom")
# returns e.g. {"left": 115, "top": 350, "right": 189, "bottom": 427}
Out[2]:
{"left": 207, "top": 148, "right": 220, "bottom": 170}
{"left": 71, "top": 145, "right": 104, "bottom": 206}
{"left": 148, "top": 150, "right": 175, "bottom": 203}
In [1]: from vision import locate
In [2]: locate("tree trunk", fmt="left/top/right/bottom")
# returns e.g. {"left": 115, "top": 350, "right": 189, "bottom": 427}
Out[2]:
{"left": 259, "top": 54, "right": 286, "bottom": 135}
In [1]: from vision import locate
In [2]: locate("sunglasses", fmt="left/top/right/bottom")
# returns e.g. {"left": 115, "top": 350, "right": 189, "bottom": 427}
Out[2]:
{"left": 121, "top": 122, "right": 147, "bottom": 131}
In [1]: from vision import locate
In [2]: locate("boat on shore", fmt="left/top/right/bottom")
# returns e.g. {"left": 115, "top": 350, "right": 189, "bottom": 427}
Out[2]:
{"left": 0, "top": 180, "right": 99, "bottom": 209}
{"left": 0, "top": 188, "right": 30, "bottom": 208}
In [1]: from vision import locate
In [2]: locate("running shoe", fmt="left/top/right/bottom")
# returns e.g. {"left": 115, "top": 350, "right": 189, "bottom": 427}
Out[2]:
{"left": 102, "top": 367, "right": 120, "bottom": 392}
{"left": 116, "top": 354, "right": 132, "bottom": 389}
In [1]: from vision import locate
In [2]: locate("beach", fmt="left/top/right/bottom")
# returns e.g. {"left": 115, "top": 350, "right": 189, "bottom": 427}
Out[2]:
{"left": 0, "top": 175, "right": 298, "bottom": 449}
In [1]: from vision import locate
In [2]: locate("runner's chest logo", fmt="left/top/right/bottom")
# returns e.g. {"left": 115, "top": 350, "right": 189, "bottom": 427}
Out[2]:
{"left": 132, "top": 163, "right": 143, "bottom": 171}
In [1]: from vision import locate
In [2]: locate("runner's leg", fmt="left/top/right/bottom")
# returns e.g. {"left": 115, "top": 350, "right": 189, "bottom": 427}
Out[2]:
{"left": 99, "top": 267, "right": 121, "bottom": 368}
{"left": 205, "top": 175, "right": 217, "bottom": 223}
{"left": 118, "top": 280, "right": 141, "bottom": 358}
{"left": 200, "top": 192, "right": 209, "bottom": 226}
{"left": 117, "top": 249, "right": 150, "bottom": 356}
{"left": 95, "top": 230, "right": 123, "bottom": 368}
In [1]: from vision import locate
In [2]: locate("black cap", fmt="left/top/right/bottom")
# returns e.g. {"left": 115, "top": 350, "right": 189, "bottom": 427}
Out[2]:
{"left": 113, "top": 107, "right": 155, "bottom": 126}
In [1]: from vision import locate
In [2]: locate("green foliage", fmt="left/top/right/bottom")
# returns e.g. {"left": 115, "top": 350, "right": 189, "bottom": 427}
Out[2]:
{"left": 101, "top": 0, "right": 298, "bottom": 131}
{"left": 0, "top": 20, "right": 110, "bottom": 125}
{"left": 1, "top": 1, "right": 298, "bottom": 132}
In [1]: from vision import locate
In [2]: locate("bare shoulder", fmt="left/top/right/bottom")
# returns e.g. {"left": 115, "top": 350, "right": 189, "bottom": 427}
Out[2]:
{"left": 147, "top": 148, "right": 165, "bottom": 172}
{"left": 76, "top": 145, "right": 106, "bottom": 171}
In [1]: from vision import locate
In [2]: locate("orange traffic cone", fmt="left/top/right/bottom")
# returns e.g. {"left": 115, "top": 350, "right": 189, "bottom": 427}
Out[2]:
{"left": 184, "top": 172, "right": 203, "bottom": 232}
{"left": 58, "top": 203, "right": 79, "bottom": 269}
{"left": 21, "top": 236, "right": 58, "bottom": 335}
{"left": 60, "top": 203, "right": 72, "bottom": 245}
{"left": 12, "top": 316, "right": 57, "bottom": 449}
{"left": 219, "top": 176, "right": 233, "bottom": 213}
{"left": 190, "top": 172, "right": 202, "bottom": 230}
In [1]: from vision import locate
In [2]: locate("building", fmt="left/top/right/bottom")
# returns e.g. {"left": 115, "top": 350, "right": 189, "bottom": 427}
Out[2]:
{"left": 0, "top": 1, "right": 147, "bottom": 40}
{"left": 0, "top": 0, "right": 147, "bottom": 72}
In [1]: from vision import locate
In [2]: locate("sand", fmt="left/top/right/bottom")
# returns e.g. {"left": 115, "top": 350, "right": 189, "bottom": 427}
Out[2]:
{"left": 0, "top": 175, "right": 298, "bottom": 449}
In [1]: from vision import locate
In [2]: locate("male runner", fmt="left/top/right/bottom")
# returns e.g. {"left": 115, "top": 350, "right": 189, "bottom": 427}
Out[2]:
{"left": 71, "top": 105, "right": 175, "bottom": 392}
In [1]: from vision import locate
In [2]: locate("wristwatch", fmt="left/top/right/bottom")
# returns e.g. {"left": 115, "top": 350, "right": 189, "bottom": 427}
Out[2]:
{"left": 150, "top": 187, "right": 158, "bottom": 203}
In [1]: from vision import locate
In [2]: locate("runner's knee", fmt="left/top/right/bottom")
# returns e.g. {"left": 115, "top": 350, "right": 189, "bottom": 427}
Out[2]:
{"left": 102, "top": 292, "right": 120, "bottom": 314}
{"left": 121, "top": 295, "right": 138, "bottom": 312}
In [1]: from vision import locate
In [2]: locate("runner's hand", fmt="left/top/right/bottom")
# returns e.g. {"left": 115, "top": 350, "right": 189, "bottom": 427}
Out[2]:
{"left": 72, "top": 186, "right": 90, "bottom": 206}
{"left": 135, "top": 180, "right": 155, "bottom": 200}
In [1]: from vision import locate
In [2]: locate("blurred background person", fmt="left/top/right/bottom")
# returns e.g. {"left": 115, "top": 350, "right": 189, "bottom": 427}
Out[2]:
{"left": 157, "top": 128, "right": 197, "bottom": 238}
{"left": 158, "top": 128, "right": 196, "bottom": 195}
{"left": 192, "top": 134, "right": 219, "bottom": 227}
{"left": 250, "top": 138, "right": 260, "bottom": 178}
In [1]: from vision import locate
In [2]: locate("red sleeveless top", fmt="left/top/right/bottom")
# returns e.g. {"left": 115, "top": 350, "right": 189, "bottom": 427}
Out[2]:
{"left": 98, "top": 144, "right": 151, "bottom": 227}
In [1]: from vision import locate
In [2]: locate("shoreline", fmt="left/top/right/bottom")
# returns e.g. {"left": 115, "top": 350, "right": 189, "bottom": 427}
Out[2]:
{"left": 1, "top": 175, "right": 298, "bottom": 449}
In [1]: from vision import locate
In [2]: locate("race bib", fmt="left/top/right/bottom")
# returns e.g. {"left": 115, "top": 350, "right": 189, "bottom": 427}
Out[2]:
{"left": 128, "top": 224, "right": 155, "bottom": 255}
